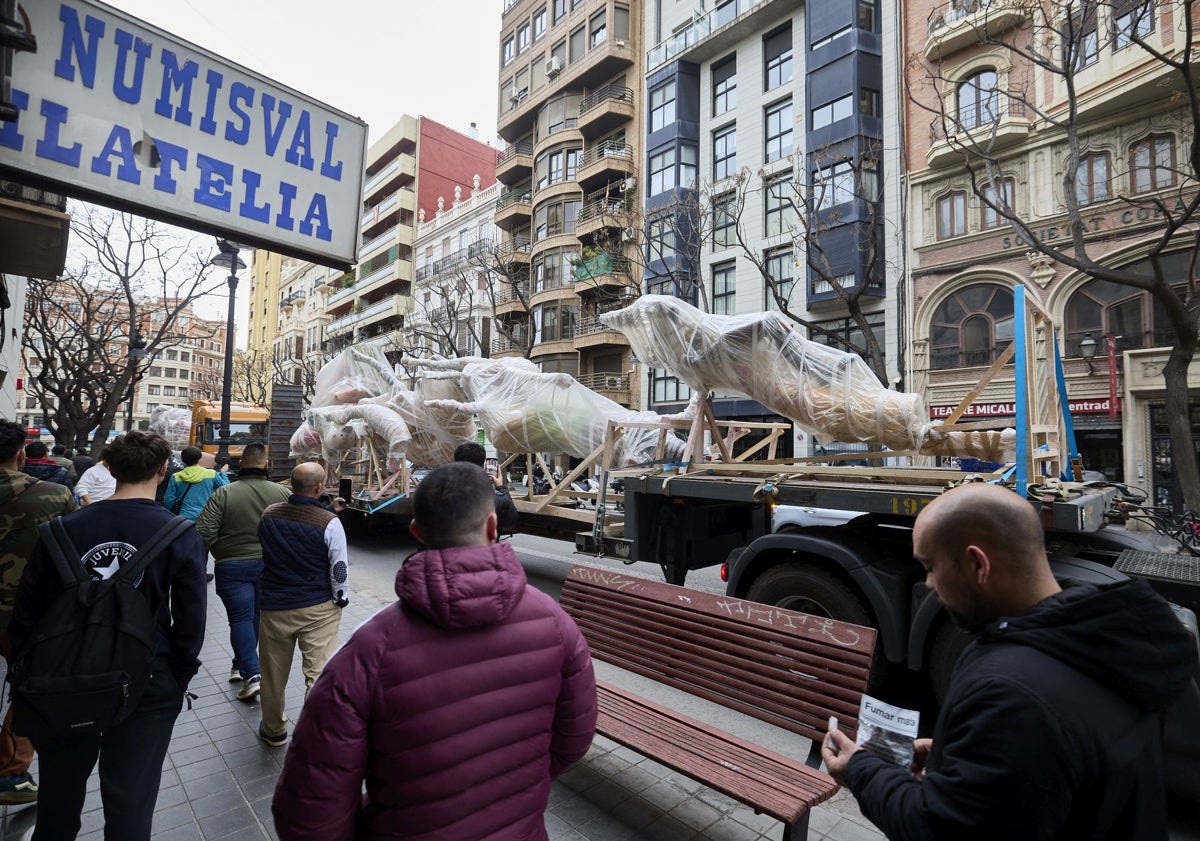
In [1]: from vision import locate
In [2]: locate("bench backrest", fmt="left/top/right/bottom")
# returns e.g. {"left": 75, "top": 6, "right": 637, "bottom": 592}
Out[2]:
{"left": 560, "top": 566, "right": 876, "bottom": 743}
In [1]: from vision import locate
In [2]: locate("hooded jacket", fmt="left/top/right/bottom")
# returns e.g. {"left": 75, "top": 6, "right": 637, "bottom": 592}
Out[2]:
{"left": 0, "top": 470, "right": 74, "bottom": 633}
{"left": 272, "top": 541, "right": 597, "bottom": 841}
{"left": 21, "top": 457, "right": 73, "bottom": 490}
{"left": 163, "top": 464, "right": 229, "bottom": 521}
{"left": 845, "top": 579, "right": 1199, "bottom": 841}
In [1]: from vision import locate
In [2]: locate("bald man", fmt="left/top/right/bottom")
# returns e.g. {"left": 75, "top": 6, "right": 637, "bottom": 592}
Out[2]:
{"left": 822, "top": 483, "right": 1198, "bottom": 840}
{"left": 255, "top": 463, "right": 350, "bottom": 746}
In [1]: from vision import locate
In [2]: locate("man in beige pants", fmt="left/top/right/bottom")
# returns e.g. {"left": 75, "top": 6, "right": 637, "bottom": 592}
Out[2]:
{"left": 254, "top": 463, "right": 349, "bottom": 746}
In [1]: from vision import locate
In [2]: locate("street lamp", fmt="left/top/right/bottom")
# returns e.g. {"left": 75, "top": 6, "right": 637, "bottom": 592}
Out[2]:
{"left": 208, "top": 238, "right": 247, "bottom": 465}
{"left": 127, "top": 326, "right": 147, "bottom": 430}
{"left": 1079, "top": 332, "right": 1098, "bottom": 375}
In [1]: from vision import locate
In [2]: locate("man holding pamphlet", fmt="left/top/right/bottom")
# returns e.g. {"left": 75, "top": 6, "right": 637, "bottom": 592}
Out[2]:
{"left": 822, "top": 482, "right": 1198, "bottom": 840}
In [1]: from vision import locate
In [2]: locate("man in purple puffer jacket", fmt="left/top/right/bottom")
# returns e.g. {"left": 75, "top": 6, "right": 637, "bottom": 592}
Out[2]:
{"left": 272, "top": 462, "right": 597, "bottom": 841}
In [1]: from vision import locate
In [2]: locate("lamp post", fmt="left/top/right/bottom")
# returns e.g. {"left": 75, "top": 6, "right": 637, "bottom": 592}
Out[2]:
{"left": 208, "top": 239, "right": 247, "bottom": 466}
{"left": 127, "top": 326, "right": 147, "bottom": 431}
{"left": 1079, "top": 332, "right": 1098, "bottom": 375}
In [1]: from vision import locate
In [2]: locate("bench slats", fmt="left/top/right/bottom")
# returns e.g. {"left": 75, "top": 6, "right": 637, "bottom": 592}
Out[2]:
{"left": 597, "top": 682, "right": 840, "bottom": 823}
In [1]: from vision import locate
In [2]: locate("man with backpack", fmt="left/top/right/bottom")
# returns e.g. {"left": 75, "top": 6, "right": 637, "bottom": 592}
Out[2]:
{"left": 8, "top": 431, "right": 207, "bottom": 841}
{"left": 0, "top": 420, "right": 74, "bottom": 805}
{"left": 163, "top": 445, "right": 229, "bottom": 520}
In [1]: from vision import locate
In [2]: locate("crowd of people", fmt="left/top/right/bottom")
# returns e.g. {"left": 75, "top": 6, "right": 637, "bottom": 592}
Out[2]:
{"left": 0, "top": 420, "right": 1195, "bottom": 841}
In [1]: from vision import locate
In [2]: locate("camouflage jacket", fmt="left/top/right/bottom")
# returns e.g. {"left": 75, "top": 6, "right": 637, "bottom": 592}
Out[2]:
{"left": 0, "top": 469, "right": 75, "bottom": 633}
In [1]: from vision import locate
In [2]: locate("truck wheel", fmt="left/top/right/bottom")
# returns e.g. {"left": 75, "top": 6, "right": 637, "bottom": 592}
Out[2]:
{"left": 930, "top": 623, "right": 973, "bottom": 704}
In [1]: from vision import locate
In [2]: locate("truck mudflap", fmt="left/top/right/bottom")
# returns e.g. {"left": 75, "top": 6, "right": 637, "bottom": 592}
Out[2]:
{"left": 724, "top": 532, "right": 909, "bottom": 665}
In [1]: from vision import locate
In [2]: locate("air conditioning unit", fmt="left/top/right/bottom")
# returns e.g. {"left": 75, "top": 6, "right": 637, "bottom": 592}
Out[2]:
{"left": 604, "top": 376, "right": 623, "bottom": 389}
{"left": 509, "top": 86, "right": 525, "bottom": 103}
{"left": 621, "top": 177, "right": 637, "bottom": 192}
{"left": 546, "top": 56, "right": 563, "bottom": 76}
{"left": 621, "top": 226, "right": 638, "bottom": 241}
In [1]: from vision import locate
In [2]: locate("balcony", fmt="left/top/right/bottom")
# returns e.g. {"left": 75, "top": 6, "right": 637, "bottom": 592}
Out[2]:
{"left": 363, "top": 153, "right": 416, "bottom": 201}
{"left": 647, "top": 0, "right": 777, "bottom": 71}
{"left": 494, "top": 187, "right": 533, "bottom": 230}
{"left": 924, "top": 0, "right": 1029, "bottom": 61}
{"left": 577, "top": 141, "right": 635, "bottom": 191}
{"left": 572, "top": 252, "right": 631, "bottom": 295}
{"left": 574, "top": 315, "right": 632, "bottom": 350}
{"left": 579, "top": 85, "right": 635, "bottom": 139}
{"left": 927, "top": 99, "right": 1030, "bottom": 168}
{"left": 326, "top": 280, "right": 358, "bottom": 309}
{"left": 497, "top": 140, "right": 534, "bottom": 186}
{"left": 359, "top": 224, "right": 400, "bottom": 263}
{"left": 492, "top": 334, "right": 530, "bottom": 357}
{"left": 0, "top": 183, "right": 70, "bottom": 279}
{"left": 578, "top": 186, "right": 634, "bottom": 238}
{"left": 494, "top": 281, "right": 530, "bottom": 315}
{"left": 575, "top": 369, "right": 631, "bottom": 400}
{"left": 325, "top": 294, "right": 413, "bottom": 337}
{"left": 356, "top": 261, "right": 413, "bottom": 296}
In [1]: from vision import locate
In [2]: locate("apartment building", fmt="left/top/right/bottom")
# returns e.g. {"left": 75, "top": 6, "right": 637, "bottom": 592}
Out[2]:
{"left": 905, "top": 0, "right": 1200, "bottom": 509}
{"left": 411, "top": 177, "right": 504, "bottom": 360}
{"left": 641, "top": 0, "right": 901, "bottom": 450}
{"left": 495, "top": 0, "right": 643, "bottom": 407}
{"left": 274, "top": 258, "right": 346, "bottom": 397}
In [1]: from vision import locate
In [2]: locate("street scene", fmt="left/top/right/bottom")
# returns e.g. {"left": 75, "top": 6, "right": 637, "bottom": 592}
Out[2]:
{"left": 2, "top": 0, "right": 1200, "bottom": 839}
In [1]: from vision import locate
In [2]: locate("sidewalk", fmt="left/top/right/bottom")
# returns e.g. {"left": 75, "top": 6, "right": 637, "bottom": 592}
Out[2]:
{"left": 1, "top": 584, "right": 885, "bottom": 841}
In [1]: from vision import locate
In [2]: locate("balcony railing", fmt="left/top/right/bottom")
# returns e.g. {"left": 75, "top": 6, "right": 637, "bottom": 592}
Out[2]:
{"left": 495, "top": 282, "right": 530, "bottom": 306}
{"left": 575, "top": 370, "right": 631, "bottom": 390}
{"left": 360, "top": 192, "right": 399, "bottom": 228}
{"left": 647, "top": 0, "right": 767, "bottom": 69}
{"left": 580, "top": 141, "right": 633, "bottom": 170}
{"left": 573, "top": 253, "right": 631, "bottom": 281}
{"left": 498, "top": 140, "right": 534, "bottom": 164}
{"left": 493, "top": 334, "right": 529, "bottom": 354}
{"left": 580, "top": 84, "right": 634, "bottom": 115}
{"left": 496, "top": 236, "right": 532, "bottom": 260}
{"left": 930, "top": 98, "right": 1027, "bottom": 143}
{"left": 496, "top": 187, "right": 533, "bottom": 211}
{"left": 326, "top": 295, "right": 405, "bottom": 336}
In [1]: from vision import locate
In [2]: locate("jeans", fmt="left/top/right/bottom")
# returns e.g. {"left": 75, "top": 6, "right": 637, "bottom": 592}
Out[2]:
{"left": 32, "top": 665, "right": 182, "bottom": 841}
{"left": 215, "top": 560, "right": 263, "bottom": 678}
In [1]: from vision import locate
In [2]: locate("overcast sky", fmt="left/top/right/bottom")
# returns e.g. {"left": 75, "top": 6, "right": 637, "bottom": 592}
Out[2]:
{"left": 95, "top": 0, "right": 505, "bottom": 343}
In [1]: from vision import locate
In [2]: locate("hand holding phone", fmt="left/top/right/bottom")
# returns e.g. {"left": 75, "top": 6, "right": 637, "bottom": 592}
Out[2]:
{"left": 485, "top": 457, "right": 499, "bottom": 478}
{"left": 825, "top": 716, "right": 840, "bottom": 754}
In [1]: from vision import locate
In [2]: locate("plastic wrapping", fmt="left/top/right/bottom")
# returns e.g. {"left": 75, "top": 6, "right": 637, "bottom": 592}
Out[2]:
{"left": 148, "top": 406, "right": 190, "bottom": 449}
{"left": 601, "top": 295, "right": 1012, "bottom": 460}
{"left": 306, "top": 403, "right": 411, "bottom": 473}
{"left": 414, "top": 356, "right": 691, "bottom": 465}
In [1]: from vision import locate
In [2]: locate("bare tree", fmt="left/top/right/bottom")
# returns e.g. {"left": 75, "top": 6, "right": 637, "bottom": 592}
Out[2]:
{"left": 912, "top": 0, "right": 1200, "bottom": 510}
{"left": 232, "top": 349, "right": 273, "bottom": 405}
{"left": 23, "top": 206, "right": 226, "bottom": 455}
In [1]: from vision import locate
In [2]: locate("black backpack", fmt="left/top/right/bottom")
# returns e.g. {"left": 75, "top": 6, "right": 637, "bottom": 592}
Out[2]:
{"left": 8, "top": 515, "right": 193, "bottom": 741}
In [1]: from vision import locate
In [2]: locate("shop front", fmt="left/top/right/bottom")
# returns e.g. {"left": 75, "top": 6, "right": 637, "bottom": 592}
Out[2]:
{"left": 1123, "top": 349, "right": 1200, "bottom": 513}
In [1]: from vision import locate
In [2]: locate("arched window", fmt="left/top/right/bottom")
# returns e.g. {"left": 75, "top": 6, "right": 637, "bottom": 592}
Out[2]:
{"left": 957, "top": 70, "right": 998, "bottom": 130}
{"left": 930, "top": 284, "right": 1014, "bottom": 369}
{"left": 1129, "top": 134, "right": 1175, "bottom": 194}
{"left": 1064, "top": 252, "right": 1194, "bottom": 354}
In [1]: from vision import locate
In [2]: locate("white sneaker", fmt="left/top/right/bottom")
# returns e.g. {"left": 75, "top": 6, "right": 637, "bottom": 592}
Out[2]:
{"left": 237, "top": 675, "right": 261, "bottom": 701}
{"left": 229, "top": 667, "right": 243, "bottom": 683}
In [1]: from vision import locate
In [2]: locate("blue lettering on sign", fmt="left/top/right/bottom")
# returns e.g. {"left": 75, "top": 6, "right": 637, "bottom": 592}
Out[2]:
{"left": 154, "top": 49, "right": 199, "bottom": 125}
{"left": 35, "top": 99, "right": 82, "bottom": 166}
{"left": 0, "top": 89, "right": 28, "bottom": 151}
{"left": 54, "top": 4, "right": 104, "bottom": 88}
{"left": 320, "top": 121, "right": 343, "bottom": 181}
{"left": 276, "top": 181, "right": 298, "bottom": 231}
{"left": 260, "top": 93, "right": 293, "bottom": 157}
{"left": 199, "top": 68, "right": 224, "bottom": 135}
{"left": 299, "top": 194, "right": 332, "bottom": 241}
{"left": 90, "top": 124, "right": 141, "bottom": 184}
{"left": 225, "top": 82, "right": 253, "bottom": 145}
{"left": 194, "top": 153, "right": 234, "bottom": 211}
{"left": 152, "top": 137, "right": 188, "bottom": 194}
{"left": 285, "top": 110, "right": 314, "bottom": 170}
{"left": 239, "top": 169, "right": 271, "bottom": 222}
{"left": 112, "top": 28, "right": 150, "bottom": 104}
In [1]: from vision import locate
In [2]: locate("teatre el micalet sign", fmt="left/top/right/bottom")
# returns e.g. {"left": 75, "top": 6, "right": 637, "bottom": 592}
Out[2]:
{"left": 0, "top": 1, "right": 367, "bottom": 268}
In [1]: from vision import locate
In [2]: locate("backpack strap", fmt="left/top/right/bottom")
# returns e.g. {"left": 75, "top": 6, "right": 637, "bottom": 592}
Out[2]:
{"left": 37, "top": 518, "right": 89, "bottom": 586}
{"left": 115, "top": 516, "right": 194, "bottom": 584}
{"left": 169, "top": 481, "right": 194, "bottom": 515}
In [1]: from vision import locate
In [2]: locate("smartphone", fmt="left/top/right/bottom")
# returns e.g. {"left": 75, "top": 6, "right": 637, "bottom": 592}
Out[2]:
{"left": 485, "top": 457, "right": 500, "bottom": 479}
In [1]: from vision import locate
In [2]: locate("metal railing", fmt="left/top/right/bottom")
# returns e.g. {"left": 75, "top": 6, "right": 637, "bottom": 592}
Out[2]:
{"left": 495, "top": 282, "right": 530, "bottom": 306}
{"left": 930, "top": 98, "right": 1027, "bottom": 143}
{"left": 647, "top": 0, "right": 767, "bottom": 69}
{"left": 573, "top": 253, "right": 631, "bottom": 281}
{"left": 496, "top": 187, "right": 533, "bottom": 211}
{"left": 575, "top": 370, "right": 631, "bottom": 390}
{"left": 498, "top": 140, "right": 534, "bottom": 165}
{"left": 580, "top": 85, "right": 634, "bottom": 115}
{"left": 579, "top": 141, "right": 633, "bottom": 170}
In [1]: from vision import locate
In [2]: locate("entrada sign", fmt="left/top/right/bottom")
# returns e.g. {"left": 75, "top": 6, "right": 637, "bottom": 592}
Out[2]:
{"left": 0, "top": 1, "right": 367, "bottom": 269}
{"left": 930, "top": 398, "right": 1114, "bottom": 419}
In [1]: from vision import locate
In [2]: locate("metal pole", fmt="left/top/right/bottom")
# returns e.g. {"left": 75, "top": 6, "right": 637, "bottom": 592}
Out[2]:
{"left": 217, "top": 269, "right": 238, "bottom": 464}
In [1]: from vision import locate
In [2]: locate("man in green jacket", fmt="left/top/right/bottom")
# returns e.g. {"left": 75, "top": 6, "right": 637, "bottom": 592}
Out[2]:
{"left": 196, "top": 444, "right": 290, "bottom": 701}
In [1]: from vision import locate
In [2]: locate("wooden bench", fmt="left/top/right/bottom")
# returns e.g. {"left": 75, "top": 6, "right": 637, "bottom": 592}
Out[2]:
{"left": 559, "top": 565, "right": 876, "bottom": 840}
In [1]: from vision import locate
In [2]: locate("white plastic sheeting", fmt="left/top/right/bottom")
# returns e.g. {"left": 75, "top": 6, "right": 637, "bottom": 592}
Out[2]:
{"left": 149, "top": 406, "right": 190, "bottom": 449}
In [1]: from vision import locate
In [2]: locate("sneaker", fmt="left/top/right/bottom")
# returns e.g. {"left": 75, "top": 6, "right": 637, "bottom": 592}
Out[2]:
{"left": 237, "top": 675, "right": 261, "bottom": 702}
{"left": 229, "top": 666, "right": 243, "bottom": 684}
{"left": 258, "top": 721, "right": 287, "bottom": 747}
{"left": 0, "top": 772, "right": 38, "bottom": 805}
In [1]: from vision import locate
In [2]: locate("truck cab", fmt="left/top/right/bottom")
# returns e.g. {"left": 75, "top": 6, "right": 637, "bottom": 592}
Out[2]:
{"left": 189, "top": 400, "right": 270, "bottom": 470}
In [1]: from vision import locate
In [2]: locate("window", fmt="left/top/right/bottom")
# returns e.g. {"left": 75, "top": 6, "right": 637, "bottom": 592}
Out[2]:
{"left": 764, "top": 248, "right": 796, "bottom": 311}
{"left": 147, "top": 385, "right": 161, "bottom": 396}
{"left": 533, "top": 198, "right": 581, "bottom": 240}
{"left": 958, "top": 70, "right": 998, "bottom": 129}
{"left": 614, "top": 5, "right": 630, "bottom": 40}
{"left": 858, "top": 0, "right": 878, "bottom": 32}
{"left": 650, "top": 81, "right": 676, "bottom": 132}
{"left": 165, "top": 349, "right": 177, "bottom": 361}
{"left": 163, "top": 386, "right": 176, "bottom": 397}
{"left": 1114, "top": 1, "right": 1154, "bottom": 49}
{"left": 713, "top": 126, "right": 736, "bottom": 180}
{"left": 551, "top": 39, "right": 566, "bottom": 67}
{"left": 981, "top": 178, "right": 1015, "bottom": 228}
{"left": 1075, "top": 152, "right": 1110, "bottom": 205}
{"left": 712, "top": 263, "right": 736, "bottom": 315}
{"left": 148, "top": 366, "right": 162, "bottom": 377}
{"left": 765, "top": 176, "right": 795, "bottom": 236}
{"left": 533, "top": 7, "right": 546, "bottom": 40}
{"left": 713, "top": 193, "right": 737, "bottom": 248}
{"left": 652, "top": 369, "right": 692, "bottom": 404}
{"left": 812, "top": 94, "right": 853, "bottom": 130}
{"left": 536, "top": 302, "right": 579, "bottom": 341}
{"left": 679, "top": 143, "right": 697, "bottom": 189}
{"left": 713, "top": 56, "right": 737, "bottom": 115}
{"left": 570, "top": 25, "right": 585, "bottom": 61}
{"left": 518, "top": 24, "right": 530, "bottom": 52}
{"left": 810, "top": 313, "right": 885, "bottom": 359}
{"left": 930, "top": 285, "right": 1015, "bottom": 369}
{"left": 180, "top": 352, "right": 189, "bottom": 362}
{"left": 764, "top": 25, "right": 793, "bottom": 90}
{"left": 765, "top": 99, "right": 793, "bottom": 162}
{"left": 552, "top": 0, "right": 566, "bottom": 23}
{"left": 502, "top": 36, "right": 515, "bottom": 65}
{"left": 860, "top": 88, "right": 880, "bottom": 117}
{"left": 1071, "top": 9, "right": 1099, "bottom": 68}
{"left": 814, "top": 161, "right": 855, "bottom": 210}
{"left": 811, "top": 26, "right": 851, "bottom": 50}
{"left": 937, "top": 190, "right": 967, "bottom": 239}
{"left": 1130, "top": 134, "right": 1175, "bottom": 193}
{"left": 648, "top": 217, "right": 678, "bottom": 259}
{"left": 650, "top": 148, "right": 675, "bottom": 195}
{"left": 589, "top": 10, "right": 606, "bottom": 46}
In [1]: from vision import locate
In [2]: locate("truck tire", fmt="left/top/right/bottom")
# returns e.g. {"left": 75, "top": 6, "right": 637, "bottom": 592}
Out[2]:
{"left": 745, "top": 563, "right": 886, "bottom": 690}
{"left": 930, "top": 622, "right": 973, "bottom": 704}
